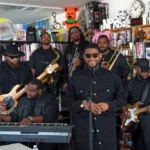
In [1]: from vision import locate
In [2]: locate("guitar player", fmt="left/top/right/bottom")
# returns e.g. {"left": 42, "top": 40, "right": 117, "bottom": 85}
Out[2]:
{"left": 0, "top": 44, "right": 33, "bottom": 110}
{"left": 125, "top": 58, "right": 150, "bottom": 150}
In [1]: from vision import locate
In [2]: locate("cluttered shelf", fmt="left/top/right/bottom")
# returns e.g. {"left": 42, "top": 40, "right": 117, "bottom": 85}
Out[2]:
{"left": 109, "top": 24, "right": 150, "bottom": 33}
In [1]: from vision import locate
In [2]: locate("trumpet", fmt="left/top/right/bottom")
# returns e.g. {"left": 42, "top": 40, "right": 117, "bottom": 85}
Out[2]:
{"left": 69, "top": 47, "right": 79, "bottom": 78}
{"left": 101, "top": 46, "right": 122, "bottom": 70}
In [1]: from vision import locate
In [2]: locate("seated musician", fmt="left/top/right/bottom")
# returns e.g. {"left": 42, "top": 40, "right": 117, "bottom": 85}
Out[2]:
{"left": 124, "top": 58, "right": 150, "bottom": 150}
{"left": 0, "top": 79, "right": 58, "bottom": 150}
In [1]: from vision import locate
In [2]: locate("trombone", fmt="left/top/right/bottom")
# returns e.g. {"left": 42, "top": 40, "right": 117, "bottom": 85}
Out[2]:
{"left": 102, "top": 46, "right": 123, "bottom": 70}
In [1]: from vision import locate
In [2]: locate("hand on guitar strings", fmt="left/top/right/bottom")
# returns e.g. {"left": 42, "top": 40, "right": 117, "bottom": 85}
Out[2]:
{"left": 19, "top": 118, "right": 32, "bottom": 125}
{"left": 0, "top": 102, "right": 7, "bottom": 111}
{"left": 122, "top": 110, "right": 131, "bottom": 119}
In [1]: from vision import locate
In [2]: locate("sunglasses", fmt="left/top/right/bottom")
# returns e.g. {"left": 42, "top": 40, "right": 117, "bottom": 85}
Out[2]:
{"left": 84, "top": 53, "right": 99, "bottom": 58}
{"left": 9, "top": 56, "right": 19, "bottom": 59}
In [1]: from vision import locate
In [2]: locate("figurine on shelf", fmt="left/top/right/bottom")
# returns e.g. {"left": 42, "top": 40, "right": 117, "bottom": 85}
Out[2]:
{"left": 62, "top": 6, "right": 80, "bottom": 29}
{"left": 134, "top": 27, "right": 146, "bottom": 43}
{"left": 138, "top": 27, "right": 146, "bottom": 42}
{"left": 146, "top": 31, "right": 150, "bottom": 41}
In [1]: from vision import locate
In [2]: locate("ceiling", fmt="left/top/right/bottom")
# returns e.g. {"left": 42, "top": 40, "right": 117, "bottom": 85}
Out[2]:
{"left": 0, "top": 0, "right": 97, "bottom": 24}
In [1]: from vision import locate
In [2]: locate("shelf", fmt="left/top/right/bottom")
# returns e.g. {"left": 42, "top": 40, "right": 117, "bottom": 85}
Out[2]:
{"left": 0, "top": 41, "right": 68, "bottom": 44}
{"left": 132, "top": 24, "right": 150, "bottom": 28}
{"left": 109, "top": 24, "right": 150, "bottom": 32}
{"left": 111, "top": 45, "right": 130, "bottom": 50}
{"left": 124, "top": 55, "right": 133, "bottom": 57}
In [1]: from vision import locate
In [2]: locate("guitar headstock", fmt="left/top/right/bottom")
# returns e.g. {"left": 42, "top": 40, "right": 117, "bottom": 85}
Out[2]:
{"left": 45, "top": 63, "right": 59, "bottom": 74}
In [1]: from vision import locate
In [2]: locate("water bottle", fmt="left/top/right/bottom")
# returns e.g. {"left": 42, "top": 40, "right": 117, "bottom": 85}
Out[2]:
{"left": 33, "top": 145, "right": 38, "bottom": 150}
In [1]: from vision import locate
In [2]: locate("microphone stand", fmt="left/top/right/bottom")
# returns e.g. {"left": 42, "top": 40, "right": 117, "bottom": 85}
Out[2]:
{"left": 87, "top": 90, "right": 93, "bottom": 150}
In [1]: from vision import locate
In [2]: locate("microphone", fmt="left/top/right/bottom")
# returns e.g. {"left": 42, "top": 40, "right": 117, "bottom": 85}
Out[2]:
{"left": 87, "top": 90, "right": 92, "bottom": 101}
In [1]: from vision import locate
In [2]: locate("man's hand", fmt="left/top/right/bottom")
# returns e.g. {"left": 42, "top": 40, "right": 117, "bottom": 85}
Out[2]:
{"left": 97, "top": 102, "right": 109, "bottom": 112}
{"left": 63, "top": 83, "right": 68, "bottom": 91}
{"left": 83, "top": 101, "right": 101, "bottom": 114}
{"left": 101, "top": 62, "right": 110, "bottom": 70}
{"left": 123, "top": 110, "right": 131, "bottom": 119}
{"left": 75, "top": 58, "right": 81, "bottom": 67}
{"left": 20, "top": 118, "right": 32, "bottom": 125}
{"left": 0, "top": 102, "right": 7, "bottom": 111}
{"left": 147, "top": 106, "right": 150, "bottom": 113}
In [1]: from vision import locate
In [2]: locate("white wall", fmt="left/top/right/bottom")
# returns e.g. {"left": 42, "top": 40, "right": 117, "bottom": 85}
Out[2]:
{"left": 102, "top": 0, "right": 149, "bottom": 18}
{"left": 56, "top": 0, "right": 150, "bottom": 28}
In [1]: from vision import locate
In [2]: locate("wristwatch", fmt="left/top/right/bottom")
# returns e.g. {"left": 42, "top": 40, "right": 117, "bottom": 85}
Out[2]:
{"left": 80, "top": 100, "right": 86, "bottom": 108}
{"left": 28, "top": 116, "right": 33, "bottom": 121}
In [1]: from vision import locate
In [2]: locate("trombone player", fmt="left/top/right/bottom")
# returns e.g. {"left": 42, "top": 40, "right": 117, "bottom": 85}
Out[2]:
{"left": 97, "top": 35, "right": 130, "bottom": 88}
{"left": 97, "top": 35, "right": 130, "bottom": 150}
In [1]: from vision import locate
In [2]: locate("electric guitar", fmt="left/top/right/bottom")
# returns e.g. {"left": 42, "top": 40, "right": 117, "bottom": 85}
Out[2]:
{"left": 122, "top": 101, "right": 148, "bottom": 128}
{"left": 0, "top": 63, "right": 59, "bottom": 115}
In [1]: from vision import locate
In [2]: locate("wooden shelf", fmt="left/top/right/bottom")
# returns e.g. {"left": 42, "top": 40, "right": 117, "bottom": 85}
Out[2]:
{"left": 132, "top": 24, "right": 150, "bottom": 28}
{"left": 124, "top": 55, "right": 133, "bottom": 57}
{"left": 109, "top": 27, "right": 132, "bottom": 32}
{"left": 111, "top": 45, "right": 130, "bottom": 50}
{"left": 109, "top": 24, "right": 150, "bottom": 32}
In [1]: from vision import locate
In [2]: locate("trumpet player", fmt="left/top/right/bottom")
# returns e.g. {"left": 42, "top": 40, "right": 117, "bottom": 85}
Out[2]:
{"left": 63, "top": 26, "right": 89, "bottom": 90}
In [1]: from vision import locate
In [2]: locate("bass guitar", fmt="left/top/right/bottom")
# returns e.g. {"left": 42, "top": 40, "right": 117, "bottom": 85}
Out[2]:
{"left": 0, "top": 48, "right": 59, "bottom": 115}
{"left": 122, "top": 101, "right": 148, "bottom": 128}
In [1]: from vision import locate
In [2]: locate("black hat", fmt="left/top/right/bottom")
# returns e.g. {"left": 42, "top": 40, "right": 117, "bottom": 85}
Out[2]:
{"left": 134, "top": 58, "right": 150, "bottom": 71}
{"left": 68, "top": 26, "right": 81, "bottom": 34}
{"left": 1, "top": 44, "right": 25, "bottom": 57}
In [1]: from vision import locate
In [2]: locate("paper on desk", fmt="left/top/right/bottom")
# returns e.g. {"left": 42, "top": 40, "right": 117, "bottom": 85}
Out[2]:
{"left": 0, "top": 143, "right": 32, "bottom": 150}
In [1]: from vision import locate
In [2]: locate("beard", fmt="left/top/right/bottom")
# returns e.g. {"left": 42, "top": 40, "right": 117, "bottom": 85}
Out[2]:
{"left": 100, "top": 47, "right": 109, "bottom": 53}
{"left": 42, "top": 42, "right": 50, "bottom": 45}
{"left": 6, "top": 60, "right": 20, "bottom": 68}
{"left": 42, "top": 39, "right": 50, "bottom": 45}
{"left": 72, "top": 36, "right": 80, "bottom": 42}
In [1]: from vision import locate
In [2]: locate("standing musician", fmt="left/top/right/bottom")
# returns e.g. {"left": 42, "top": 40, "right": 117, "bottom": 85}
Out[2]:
{"left": 124, "top": 58, "right": 150, "bottom": 150}
{"left": 0, "top": 44, "right": 33, "bottom": 111}
{"left": 97, "top": 35, "right": 130, "bottom": 150}
{"left": 29, "top": 32, "right": 64, "bottom": 96}
{"left": 0, "top": 79, "right": 58, "bottom": 150}
{"left": 63, "top": 26, "right": 89, "bottom": 90}
{"left": 64, "top": 43, "right": 126, "bottom": 150}
{"left": 97, "top": 35, "right": 130, "bottom": 88}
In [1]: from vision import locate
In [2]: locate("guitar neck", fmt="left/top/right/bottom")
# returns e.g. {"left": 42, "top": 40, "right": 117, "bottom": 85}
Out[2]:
{"left": 12, "top": 87, "right": 26, "bottom": 101}
{"left": 135, "top": 107, "right": 148, "bottom": 115}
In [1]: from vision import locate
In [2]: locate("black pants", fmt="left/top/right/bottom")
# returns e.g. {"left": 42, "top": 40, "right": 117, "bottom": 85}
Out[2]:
{"left": 130, "top": 123, "right": 144, "bottom": 150}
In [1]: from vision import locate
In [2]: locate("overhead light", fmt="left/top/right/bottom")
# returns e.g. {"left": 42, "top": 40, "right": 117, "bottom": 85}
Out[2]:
{"left": 0, "top": 2, "right": 62, "bottom": 10}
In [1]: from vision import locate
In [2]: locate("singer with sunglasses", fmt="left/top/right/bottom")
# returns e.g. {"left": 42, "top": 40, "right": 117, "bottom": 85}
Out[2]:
{"left": 0, "top": 44, "right": 33, "bottom": 111}
{"left": 64, "top": 43, "right": 126, "bottom": 150}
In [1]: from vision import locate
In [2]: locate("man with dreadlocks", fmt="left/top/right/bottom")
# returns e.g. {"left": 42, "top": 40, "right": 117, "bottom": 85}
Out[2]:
{"left": 63, "top": 26, "right": 89, "bottom": 90}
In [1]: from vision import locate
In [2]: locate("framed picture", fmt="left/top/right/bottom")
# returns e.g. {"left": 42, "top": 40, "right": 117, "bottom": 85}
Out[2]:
{"left": 94, "top": 12, "right": 101, "bottom": 22}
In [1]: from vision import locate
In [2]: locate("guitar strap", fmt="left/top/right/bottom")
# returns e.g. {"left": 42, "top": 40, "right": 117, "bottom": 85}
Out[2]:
{"left": 141, "top": 81, "right": 150, "bottom": 103}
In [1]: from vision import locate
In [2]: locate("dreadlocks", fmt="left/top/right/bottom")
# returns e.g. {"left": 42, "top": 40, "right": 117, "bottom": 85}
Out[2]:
{"left": 66, "top": 26, "right": 88, "bottom": 52}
